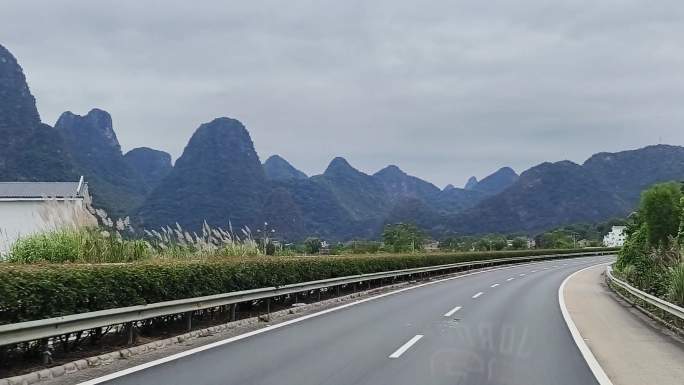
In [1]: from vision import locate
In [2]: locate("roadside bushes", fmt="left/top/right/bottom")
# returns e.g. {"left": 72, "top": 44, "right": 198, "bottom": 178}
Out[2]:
{"left": 616, "top": 226, "right": 670, "bottom": 296}
{"left": 615, "top": 182, "right": 684, "bottom": 299}
{"left": 668, "top": 263, "right": 684, "bottom": 306}
{"left": 0, "top": 248, "right": 611, "bottom": 325}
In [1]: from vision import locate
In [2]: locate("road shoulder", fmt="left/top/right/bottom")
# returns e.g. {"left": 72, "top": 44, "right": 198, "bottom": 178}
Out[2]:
{"left": 564, "top": 264, "right": 684, "bottom": 385}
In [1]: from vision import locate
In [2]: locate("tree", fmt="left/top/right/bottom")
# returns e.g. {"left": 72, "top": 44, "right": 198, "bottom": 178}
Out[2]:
{"left": 640, "top": 182, "right": 682, "bottom": 248}
{"left": 382, "top": 223, "right": 425, "bottom": 253}
{"left": 474, "top": 239, "right": 490, "bottom": 251}
{"left": 511, "top": 237, "right": 527, "bottom": 250}
{"left": 538, "top": 230, "right": 573, "bottom": 249}
{"left": 489, "top": 236, "right": 507, "bottom": 251}
{"left": 304, "top": 237, "right": 322, "bottom": 254}
{"left": 616, "top": 183, "right": 683, "bottom": 296}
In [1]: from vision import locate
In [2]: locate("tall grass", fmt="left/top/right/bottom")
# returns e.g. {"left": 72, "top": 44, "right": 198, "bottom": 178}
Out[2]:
{"left": 668, "top": 263, "right": 684, "bottom": 306}
{"left": 7, "top": 228, "right": 149, "bottom": 263}
{"left": 6, "top": 221, "right": 264, "bottom": 264}
{"left": 144, "top": 221, "right": 261, "bottom": 259}
{"left": 4, "top": 198, "right": 263, "bottom": 264}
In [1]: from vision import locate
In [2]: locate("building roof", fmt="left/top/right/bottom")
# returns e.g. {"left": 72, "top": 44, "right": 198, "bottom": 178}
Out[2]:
{"left": 0, "top": 177, "right": 88, "bottom": 199}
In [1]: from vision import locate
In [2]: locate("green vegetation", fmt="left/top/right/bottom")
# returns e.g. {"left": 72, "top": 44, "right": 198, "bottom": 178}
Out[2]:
{"left": 344, "top": 241, "right": 382, "bottom": 254}
{"left": 615, "top": 182, "right": 684, "bottom": 304}
{"left": 4, "top": 220, "right": 264, "bottom": 264}
{"left": 382, "top": 223, "right": 426, "bottom": 253}
{"left": 439, "top": 235, "right": 508, "bottom": 252}
{"left": 0, "top": 247, "right": 612, "bottom": 325}
{"left": 668, "top": 263, "right": 684, "bottom": 306}
{"left": 437, "top": 219, "right": 623, "bottom": 253}
{"left": 640, "top": 182, "right": 682, "bottom": 247}
{"left": 304, "top": 237, "right": 322, "bottom": 254}
{"left": 8, "top": 228, "right": 149, "bottom": 264}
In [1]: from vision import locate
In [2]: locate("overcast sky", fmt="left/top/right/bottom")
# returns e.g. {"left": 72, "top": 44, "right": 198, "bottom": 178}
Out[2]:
{"left": 2, "top": 1, "right": 683, "bottom": 187}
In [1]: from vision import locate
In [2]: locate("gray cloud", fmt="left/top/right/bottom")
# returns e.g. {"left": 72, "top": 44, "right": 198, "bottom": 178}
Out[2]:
{"left": 2, "top": 0, "right": 683, "bottom": 187}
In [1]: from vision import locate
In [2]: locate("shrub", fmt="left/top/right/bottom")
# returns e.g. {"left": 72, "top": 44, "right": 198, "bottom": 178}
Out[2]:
{"left": 0, "top": 248, "right": 614, "bottom": 324}
{"left": 668, "top": 263, "right": 684, "bottom": 306}
{"left": 617, "top": 264, "right": 636, "bottom": 281}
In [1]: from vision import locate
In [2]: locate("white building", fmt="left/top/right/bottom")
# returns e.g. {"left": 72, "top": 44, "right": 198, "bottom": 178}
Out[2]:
{"left": 603, "top": 226, "right": 626, "bottom": 247}
{"left": 0, "top": 177, "right": 94, "bottom": 255}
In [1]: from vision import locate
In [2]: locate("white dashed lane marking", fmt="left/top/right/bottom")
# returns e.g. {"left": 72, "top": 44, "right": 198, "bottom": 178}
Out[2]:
{"left": 389, "top": 335, "right": 424, "bottom": 359}
{"left": 443, "top": 306, "right": 462, "bottom": 317}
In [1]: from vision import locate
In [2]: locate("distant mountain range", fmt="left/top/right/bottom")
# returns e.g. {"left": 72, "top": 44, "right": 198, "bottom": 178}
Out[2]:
{"left": 2, "top": 42, "right": 684, "bottom": 240}
{"left": 0, "top": 44, "right": 76, "bottom": 183}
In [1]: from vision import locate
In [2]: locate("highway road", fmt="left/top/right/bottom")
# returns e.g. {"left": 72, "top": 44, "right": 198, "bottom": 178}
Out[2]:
{"left": 85, "top": 255, "right": 615, "bottom": 385}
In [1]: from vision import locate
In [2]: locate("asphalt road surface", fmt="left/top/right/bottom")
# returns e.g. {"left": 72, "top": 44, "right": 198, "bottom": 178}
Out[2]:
{"left": 88, "top": 255, "right": 615, "bottom": 385}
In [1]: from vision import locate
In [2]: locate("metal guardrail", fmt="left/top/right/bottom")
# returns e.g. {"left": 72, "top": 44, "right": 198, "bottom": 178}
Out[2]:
{"left": 0, "top": 251, "right": 612, "bottom": 346}
{"left": 606, "top": 265, "right": 684, "bottom": 320}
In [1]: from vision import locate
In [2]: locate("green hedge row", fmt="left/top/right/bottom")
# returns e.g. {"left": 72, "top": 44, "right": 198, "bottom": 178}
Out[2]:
{"left": 0, "top": 248, "right": 614, "bottom": 325}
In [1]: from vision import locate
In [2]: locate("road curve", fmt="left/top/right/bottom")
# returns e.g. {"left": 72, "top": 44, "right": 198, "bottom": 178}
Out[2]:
{"left": 85, "top": 255, "right": 615, "bottom": 385}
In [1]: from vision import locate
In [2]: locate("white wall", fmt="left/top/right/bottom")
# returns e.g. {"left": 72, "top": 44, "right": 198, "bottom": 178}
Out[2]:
{"left": 0, "top": 199, "right": 95, "bottom": 256}
{"left": 603, "top": 227, "right": 626, "bottom": 247}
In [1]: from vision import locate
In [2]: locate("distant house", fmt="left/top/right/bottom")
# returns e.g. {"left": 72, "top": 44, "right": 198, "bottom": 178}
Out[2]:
{"left": 0, "top": 177, "right": 94, "bottom": 255}
{"left": 319, "top": 240, "right": 330, "bottom": 255}
{"left": 578, "top": 239, "right": 591, "bottom": 248}
{"left": 424, "top": 240, "right": 440, "bottom": 251}
{"left": 603, "top": 226, "right": 626, "bottom": 247}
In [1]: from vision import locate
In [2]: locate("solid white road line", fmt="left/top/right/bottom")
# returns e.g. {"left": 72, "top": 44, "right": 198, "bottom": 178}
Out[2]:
{"left": 389, "top": 335, "right": 424, "bottom": 359}
{"left": 443, "top": 305, "right": 462, "bottom": 317}
{"left": 507, "top": 277, "right": 515, "bottom": 281}
{"left": 558, "top": 262, "right": 614, "bottom": 385}
{"left": 490, "top": 283, "right": 499, "bottom": 288}
{"left": 77, "top": 256, "right": 609, "bottom": 385}
{"left": 472, "top": 292, "right": 483, "bottom": 299}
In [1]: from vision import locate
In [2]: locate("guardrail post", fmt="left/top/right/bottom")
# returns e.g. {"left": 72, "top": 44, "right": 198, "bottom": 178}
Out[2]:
{"left": 337, "top": 285, "right": 341, "bottom": 296}
{"left": 318, "top": 290, "right": 322, "bottom": 301}
{"left": 126, "top": 322, "right": 135, "bottom": 345}
{"left": 266, "top": 298, "right": 271, "bottom": 321}
{"left": 91, "top": 327, "right": 102, "bottom": 346}
{"left": 41, "top": 338, "right": 52, "bottom": 365}
{"left": 230, "top": 304, "right": 237, "bottom": 322}
{"left": 185, "top": 311, "right": 192, "bottom": 331}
